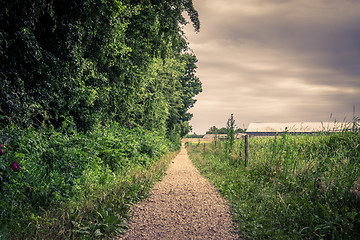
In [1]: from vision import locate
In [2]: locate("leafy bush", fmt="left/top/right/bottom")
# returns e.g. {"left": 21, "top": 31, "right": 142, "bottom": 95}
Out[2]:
{"left": 0, "top": 122, "right": 177, "bottom": 239}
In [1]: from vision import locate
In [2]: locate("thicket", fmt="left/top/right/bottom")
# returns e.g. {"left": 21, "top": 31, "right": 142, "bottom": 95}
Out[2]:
{"left": 1, "top": 0, "right": 201, "bottom": 139}
{"left": 186, "top": 131, "right": 360, "bottom": 239}
{"left": 1, "top": 0, "right": 201, "bottom": 238}
{"left": 0, "top": 122, "right": 178, "bottom": 239}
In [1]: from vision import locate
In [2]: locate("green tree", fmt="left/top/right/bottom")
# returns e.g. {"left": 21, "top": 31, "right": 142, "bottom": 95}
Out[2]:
{"left": 226, "top": 114, "right": 236, "bottom": 154}
{"left": 1, "top": 0, "right": 201, "bottom": 139}
{"left": 206, "top": 126, "right": 219, "bottom": 134}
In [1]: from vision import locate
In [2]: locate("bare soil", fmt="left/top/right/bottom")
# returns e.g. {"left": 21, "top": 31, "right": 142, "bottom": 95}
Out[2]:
{"left": 117, "top": 143, "right": 239, "bottom": 239}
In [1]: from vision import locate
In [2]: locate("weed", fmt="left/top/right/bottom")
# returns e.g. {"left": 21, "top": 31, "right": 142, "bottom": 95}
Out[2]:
{"left": 186, "top": 130, "right": 360, "bottom": 239}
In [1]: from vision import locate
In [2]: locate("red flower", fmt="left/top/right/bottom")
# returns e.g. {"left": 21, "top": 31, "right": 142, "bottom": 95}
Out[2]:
{"left": 11, "top": 161, "right": 19, "bottom": 171}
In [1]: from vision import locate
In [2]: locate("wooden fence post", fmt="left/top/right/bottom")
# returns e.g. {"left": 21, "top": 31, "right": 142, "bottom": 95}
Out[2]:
{"left": 245, "top": 134, "right": 249, "bottom": 167}
{"left": 215, "top": 139, "right": 217, "bottom": 153}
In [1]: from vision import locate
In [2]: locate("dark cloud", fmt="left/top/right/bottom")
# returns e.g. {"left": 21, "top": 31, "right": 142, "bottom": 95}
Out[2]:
{"left": 184, "top": 0, "right": 360, "bottom": 134}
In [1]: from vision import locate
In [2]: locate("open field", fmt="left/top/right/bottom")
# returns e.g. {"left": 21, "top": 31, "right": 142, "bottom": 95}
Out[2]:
{"left": 186, "top": 132, "right": 360, "bottom": 239}
{"left": 182, "top": 138, "right": 214, "bottom": 144}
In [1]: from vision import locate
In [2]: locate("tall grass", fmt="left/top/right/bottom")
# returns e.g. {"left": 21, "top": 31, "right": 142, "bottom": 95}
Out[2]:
{"left": 0, "top": 121, "right": 178, "bottom": 239}
{"left": 186, "top": 131, "right": 360, "bottom": 239}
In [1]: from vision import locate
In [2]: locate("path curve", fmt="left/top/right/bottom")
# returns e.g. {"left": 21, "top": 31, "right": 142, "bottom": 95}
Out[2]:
{"left": 118, "top": 143, "right": 239, "bottom": 239}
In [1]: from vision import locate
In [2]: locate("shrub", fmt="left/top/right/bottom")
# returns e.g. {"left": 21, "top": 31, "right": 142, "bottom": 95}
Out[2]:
{"left": 0, "top": 122, "right": 177, "bottom": 239}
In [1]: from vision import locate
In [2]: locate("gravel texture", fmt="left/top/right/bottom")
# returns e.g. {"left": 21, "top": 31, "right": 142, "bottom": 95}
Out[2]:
{"left": 118, "top": 143, "right": 239, "bottom": 239}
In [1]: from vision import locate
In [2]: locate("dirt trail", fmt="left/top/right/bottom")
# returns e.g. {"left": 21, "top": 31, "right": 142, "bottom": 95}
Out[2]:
{"left": 118, "top": 143, "right": 239, "bottom": 239}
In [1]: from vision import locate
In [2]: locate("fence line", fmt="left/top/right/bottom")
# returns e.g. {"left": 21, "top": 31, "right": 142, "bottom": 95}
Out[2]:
{"left": 197, "top": 135, "right": 249, "bottom": 167}
{"left": 244, "top": 134, "right": 249, "bottom": 167}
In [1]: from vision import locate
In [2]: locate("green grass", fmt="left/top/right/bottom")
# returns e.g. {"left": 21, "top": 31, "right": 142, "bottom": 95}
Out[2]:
{"left": 186, "top": 132, "right": 360, "bottom": 240}
{"left": 0, "top": 121, "right": 179, "bottom": 239}
{"left": 26, "top": 151, "right": 178, "bottom": 240}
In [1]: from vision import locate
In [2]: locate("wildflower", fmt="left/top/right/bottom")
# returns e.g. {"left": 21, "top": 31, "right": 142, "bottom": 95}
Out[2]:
{"left": 0, "top": 149, "right": 3, "bottom": 155}
{"left": 144, "top": 132, "right": 146, "bottom": 134}
{"left": 172, "top": 162, "right": 174, "bottom": 164}
{"left": 11, "top": 161, "right": 19, "bottom": 171}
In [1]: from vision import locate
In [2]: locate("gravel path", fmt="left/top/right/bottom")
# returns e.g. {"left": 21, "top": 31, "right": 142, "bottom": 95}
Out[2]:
{"left": 118, "top": 143, "right": 239, "bottom": 239}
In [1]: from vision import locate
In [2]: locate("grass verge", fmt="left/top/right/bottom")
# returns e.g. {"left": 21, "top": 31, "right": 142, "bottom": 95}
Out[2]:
{"left": 186, "top": 132, "right": 360, "bottom": 239}
{"left": 29, "top": 150, "right": 178, "bottom": 240}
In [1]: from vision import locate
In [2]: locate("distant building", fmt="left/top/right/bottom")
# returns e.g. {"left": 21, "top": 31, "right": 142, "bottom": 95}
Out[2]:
{"left": 202, "top": 133, "right": 245, "bottom": 140}
{"left": 246, "top": 122, "right": 353, "bottom": 137}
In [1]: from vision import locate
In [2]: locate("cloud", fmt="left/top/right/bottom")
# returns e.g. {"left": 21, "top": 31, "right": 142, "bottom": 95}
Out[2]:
{"left": 185, "top": 0, "right": 360, "bottom": 134}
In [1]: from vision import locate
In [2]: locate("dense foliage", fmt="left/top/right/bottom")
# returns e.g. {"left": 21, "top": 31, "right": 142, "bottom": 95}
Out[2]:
{"left": 187, "top": 131, "right": 360, "bottom": 239}
{"left": 0, "top": 122, "right": 178, "bottom": 239}
{"left": 1, "top": 0, "right": 201, "bottom": 238}
{"left": 1, "top": 0, "right": 201, "bottom": 139}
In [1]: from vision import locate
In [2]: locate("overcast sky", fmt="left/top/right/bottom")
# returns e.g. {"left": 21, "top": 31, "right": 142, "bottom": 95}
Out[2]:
{"left": 183, "top": 0, "right": 360, "bottom": 134}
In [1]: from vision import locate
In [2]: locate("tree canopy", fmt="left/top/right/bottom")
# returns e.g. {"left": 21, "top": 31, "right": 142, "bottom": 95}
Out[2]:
{"left": 0, "top": 0, "right": 201, "bottom": 140}
{"left": 206, "top": 125, "right": 245, "bottom": 134}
